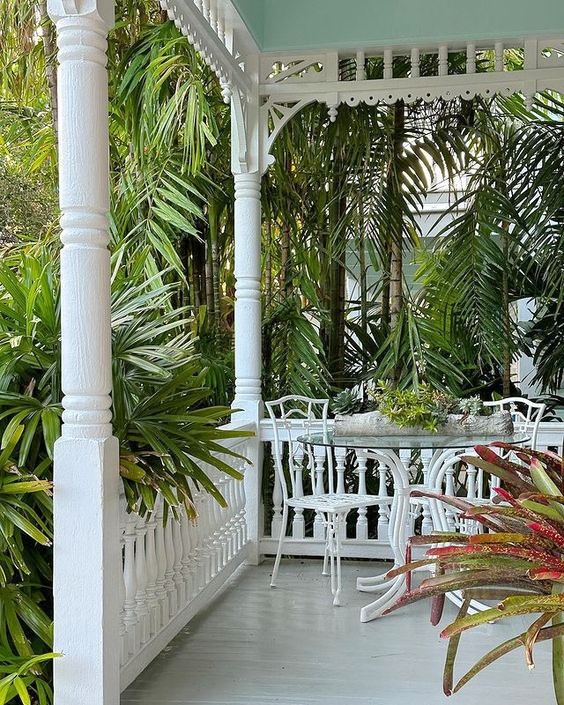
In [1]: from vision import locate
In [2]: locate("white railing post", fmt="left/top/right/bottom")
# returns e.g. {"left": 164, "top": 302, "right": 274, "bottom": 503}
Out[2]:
{"left": 47, "top": 1, "right": 119, "bottom": 703}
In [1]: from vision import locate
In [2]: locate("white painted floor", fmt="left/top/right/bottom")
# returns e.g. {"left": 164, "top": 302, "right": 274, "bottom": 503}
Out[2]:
{"left": 122, "top": 559, "right": 555, "bottom": 705}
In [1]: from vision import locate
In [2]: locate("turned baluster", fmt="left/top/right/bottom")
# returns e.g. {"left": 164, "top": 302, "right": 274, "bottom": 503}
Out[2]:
{"left": 123, "top": 513, "right": 139, "bottom": 656}
{"left": 291, "top": 445, "right": 305, "bottom": 538}
{"left": 466, "top": 43, "right": 476, "bottom": 74}
{"left": 179, "top": 507, "right": 193, "bottom": 604}
{"left": 144, "top": 510, "right": 160, "bottom": 636}
{"left": 384, "top": 48, "right": 393, "bottom": 79}
{"left": 377, "top": 460, "right": 390, "bottom": 539}
{"left": 354, "top": 453, "right": 367, "bottom": 540}
{"left": 312, "top": 445, "right": 326, "bottom": 540}
{"left": 420, "top": 449, "right": 434, "bottom": 534}
{"left": 495, "top": 42, "right": 504, "bottom": 72}
{"left": 411, "top": 47, "right": 420, "bottom": 78}
{"left": 270, "top": 441, "right": 284, "bottom": 539}
{"left": 439, "top": 45, "right": 448, "bottom": 76}
{"left": 134, "top": 516, "right": 150, "bottom": 645}
{"left": 355, "top": 50, "right": 366, "bottom": 80}
{"left": 119, "top": 514, "right": 127, "bottom": 664}
{"left": 444, "top": 464, "right": 456, "bottom": 530}
{"left": 164, "top": 512, "right": 178, "bottom": 617}
{"left": 172, "top": 513, "right": 185, "bottom": 606}
{"left": 154, "top": 496, "right": 170, "bottom": 626}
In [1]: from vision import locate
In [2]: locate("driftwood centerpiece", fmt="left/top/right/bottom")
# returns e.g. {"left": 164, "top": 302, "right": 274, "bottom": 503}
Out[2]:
{"left": 334, "top": 410, "right": 514, "bottom": 437}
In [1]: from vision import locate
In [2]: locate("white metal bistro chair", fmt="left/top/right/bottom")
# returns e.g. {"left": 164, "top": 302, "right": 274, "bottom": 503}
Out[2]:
{"left": 265, "top": 395, "right": 385, "bottom": 607}
{"left": 483, "top": 396, "right": 546, "bottom": 450}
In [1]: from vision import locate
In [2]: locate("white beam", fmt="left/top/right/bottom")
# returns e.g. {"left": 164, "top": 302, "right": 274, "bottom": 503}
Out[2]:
{"left": 47, "top": 1, "right": 120, "bottom": 703}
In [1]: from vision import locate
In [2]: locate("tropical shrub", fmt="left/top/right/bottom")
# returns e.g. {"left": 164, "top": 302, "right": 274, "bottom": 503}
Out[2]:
{"left": 385, "top": 444, "right": 564, "bottom": 704}
{"left": 0, "top": 243, "right": 248, "bottom": 702}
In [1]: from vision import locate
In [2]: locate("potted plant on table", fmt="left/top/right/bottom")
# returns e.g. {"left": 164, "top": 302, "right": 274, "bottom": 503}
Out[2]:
{"left": 332, "top": 383, "right": 513, "bottom": 436}
{"left": 384, "top": 444, "right": 564, "bottom": 704}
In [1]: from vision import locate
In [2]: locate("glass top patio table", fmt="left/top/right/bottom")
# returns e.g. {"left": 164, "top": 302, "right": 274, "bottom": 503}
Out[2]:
{"left": 297, "top": 430, "right": 529, "bottom": 623}
{"left": 297, "top": 432, "right": 530, "bottom": 450}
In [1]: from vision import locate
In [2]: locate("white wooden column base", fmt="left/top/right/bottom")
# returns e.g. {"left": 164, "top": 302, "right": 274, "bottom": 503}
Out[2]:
{"left": 54, "top": 436, "right": 120, "bottom": 705}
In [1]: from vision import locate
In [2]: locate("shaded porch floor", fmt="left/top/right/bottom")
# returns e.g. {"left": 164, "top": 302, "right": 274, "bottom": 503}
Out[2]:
{"left": 122, "top": 559, "right": 553, "bottom": 705}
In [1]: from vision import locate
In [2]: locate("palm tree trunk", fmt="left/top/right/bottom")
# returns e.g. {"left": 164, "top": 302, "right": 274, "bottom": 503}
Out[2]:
{"left": 265, "top": 218, "right": 272, "bottom": 307}
{"left": 280, "top": 222, "right": 290, "bottom": 299}
{"left": 37, "top": 1, "right": 58, "bottom": 147}
{"left": 389, "top": 100, "right": 405, "bottom": 335}
{"left": 358, "top": 190, "right": 368, "bottom": 372}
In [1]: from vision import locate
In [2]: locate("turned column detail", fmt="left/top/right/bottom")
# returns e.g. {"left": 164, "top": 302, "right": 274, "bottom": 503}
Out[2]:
{"left": 232, "top": 171, "right": 262, "bottom": 417}
{"left": 48, "top": 2, "right": 120, "bottom": 704}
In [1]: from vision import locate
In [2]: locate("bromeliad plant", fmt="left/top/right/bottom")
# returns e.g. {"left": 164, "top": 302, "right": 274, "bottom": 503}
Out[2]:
{"left": 385, "top": 444, "right": 564, "bottom": 704}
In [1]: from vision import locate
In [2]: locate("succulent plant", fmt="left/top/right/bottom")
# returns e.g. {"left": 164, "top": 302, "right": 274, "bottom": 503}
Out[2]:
{"left": 458, "top": 395, "right": 484, "bottom": 416}
{"left": 331, "top": 388, "right": 363, "bottom": 415}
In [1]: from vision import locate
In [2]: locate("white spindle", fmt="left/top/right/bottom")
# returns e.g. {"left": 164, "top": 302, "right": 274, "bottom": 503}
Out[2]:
{"left": 410, "top": 47, "right": 420, "bottom": 78}
{"left": 144, "top": 512, "right": 160, "bottom": 636}
{"left": 444, "top": 465, "right": 456, "bottom": 530}
{"left": 271, "top": 442, "right": 284, "bottom": 539}
{"left": 312, "top": 446, "right": 326, "bottom": 540}
{"left": 291, "top": 446, "right": 305, "bottom": 538}
{"left": 180, "top": 508, "right": 194, "bottom": 603}
{"left": 208, "top": 0, "right": 215, "bottom": 26}
{"left": 217, "top": 12, "right": 225, "bottom": 44}
{"left": 220, "top": 475, "right": 232, "bottom": 564}
{"left": 335, "top": 447, "right": 346, "bottom": 494}
{"left": 123, "top": 515, "right": 139, "bottom": 656}
{"left": 134, "top": 518, "right": 150, "bottom": 645}
{"left": 466, "top": 43, "right": 476, "bottom": 74}
{"left": 420, "top": 449, "right": 434, "bottom": 534}
{"left": 355, "top": 454, "right": 368, "bottom": 540}
{"left": 119, "top": 520, "right": 127, "bottom": 665}
{"left": 355, "top": 50, "right": 366, "bottom": 80}
{"left": 172, "top": 516, "right": 185, "bottom": 606}
{"left": 154, "top": 499, "right": 170, "bottom": 625}
{"left": 439, "top": 45, "right": 448, "bottom": 75}
{"left": 164, "top": 515, "right": 178, "bottom": 616}
{"left": 384, "top": 49, "right": 393, "bottom": 79}
{"left": 495, "top": 42, "right": 504, "bottom": 72}
{"left": 377, "top": 461, "right": 390, "bottom": 537}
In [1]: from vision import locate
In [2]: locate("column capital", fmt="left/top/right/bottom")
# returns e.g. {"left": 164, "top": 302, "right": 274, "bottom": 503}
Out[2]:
{"left": 47, "top": 0, "right": 114, "bottom": 29}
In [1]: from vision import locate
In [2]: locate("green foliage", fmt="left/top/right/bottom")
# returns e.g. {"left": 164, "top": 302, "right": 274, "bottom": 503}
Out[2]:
{"left": 0, "top": 242, "right": 249, "bottom": 703}
{"left": 262, "top": 295, "right": 330, "bottom": 400}
{"left": 370, "top": 382, "right": 460, "bottom": 431}
{"left": 386, "top": 445, "right": 564, "bottom": 703}
{"left": 0, "top": 158, "right": 57, "bottom": 244}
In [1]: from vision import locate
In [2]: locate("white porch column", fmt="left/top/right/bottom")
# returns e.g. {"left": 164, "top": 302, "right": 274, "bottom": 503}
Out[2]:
{"left": 47, "top": 1, "right": 120, "bottom": 704}
{"left": 230, "top": 60, "right": 264, "bottom": 563}
{"left": 233, "top": 171, "right": 262, "bottom": 418}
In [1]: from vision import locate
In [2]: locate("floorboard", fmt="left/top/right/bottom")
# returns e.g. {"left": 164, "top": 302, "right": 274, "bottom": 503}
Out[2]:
{"left": 121, "top": 559, "right": 554, "bottom": 705}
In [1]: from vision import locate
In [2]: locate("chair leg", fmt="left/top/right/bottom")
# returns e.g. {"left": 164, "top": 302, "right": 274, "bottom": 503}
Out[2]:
{"left": 322, "top": 534, "right": 329, "bottom": 576}
{"left": 326, "top": 513, "right": 336, "bottom": 600}
{"left": 270, "top": 503, "right": 289, "bottom": 588}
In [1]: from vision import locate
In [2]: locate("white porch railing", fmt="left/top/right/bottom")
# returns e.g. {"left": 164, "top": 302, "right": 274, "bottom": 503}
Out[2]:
{"left": 258, "top": 419, "right": 564, "bottom": 561}
{"left": 119, "top": 427, "right": 253, "bottom": 690}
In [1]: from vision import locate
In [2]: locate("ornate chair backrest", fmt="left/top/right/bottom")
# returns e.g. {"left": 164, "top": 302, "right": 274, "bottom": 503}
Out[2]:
{"left": 265, "top": 396, "right": 332, "bottom": 503}
{"left": 483, "top": 397, "right": 546, "bottom": 450}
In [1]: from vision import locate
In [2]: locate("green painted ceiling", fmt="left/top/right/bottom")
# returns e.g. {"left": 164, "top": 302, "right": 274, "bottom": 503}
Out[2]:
{"left": 231, "top": 0, "right": 564, "bottom": 52}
